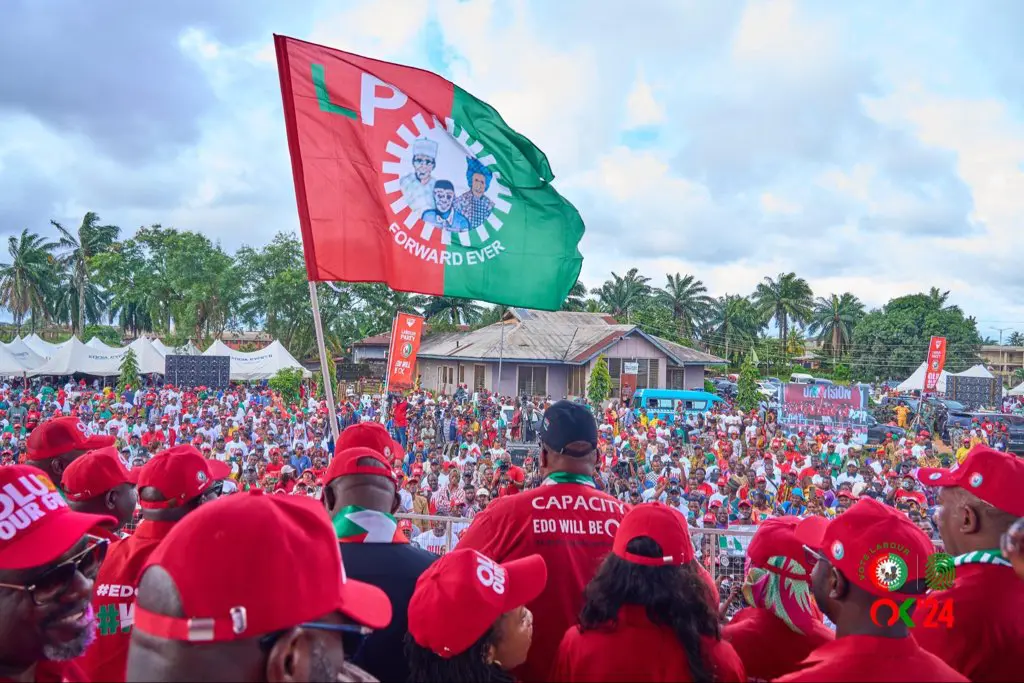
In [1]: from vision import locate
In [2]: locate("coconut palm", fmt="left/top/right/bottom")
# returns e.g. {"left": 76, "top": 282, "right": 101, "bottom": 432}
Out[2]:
{"left": 0, "top": 229, "right": 58, "bottom": 333}
{"left": 1007, "top": 331, "right": 1024, "bottom": 347}
{"left": 752, "top": 272, "right": 814, "bottom": 353}
{"left": 657, "top": 273, "right": 712, "bottom": 338}
{"left": 807, "top": 293, "right": 865, "bottom": 360}
{"left": 591, "top": 268, "right": 651, "bottom": 322}
{"left": 707, "top": 295, "right": 763, "bottom": 361}
{"left": 561, "top": 280, "right": 589, "bottom": 312}
{"left": 424, "top": 296, "right": 483, "bottom": 326}
{"left": 51, "top": 212, "right": 120, "bottom": 335}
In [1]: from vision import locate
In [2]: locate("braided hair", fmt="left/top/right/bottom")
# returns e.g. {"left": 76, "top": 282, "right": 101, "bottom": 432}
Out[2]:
{"left": 405, "top": 623, "right": 515, "bottom": 683}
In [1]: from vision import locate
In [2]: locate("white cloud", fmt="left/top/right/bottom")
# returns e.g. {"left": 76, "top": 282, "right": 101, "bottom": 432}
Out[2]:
{"left": 759, "top": 192, "right": 801, "bottom": 215}
{"left": 624, "top": 70, "right": 666, "bottom": 129}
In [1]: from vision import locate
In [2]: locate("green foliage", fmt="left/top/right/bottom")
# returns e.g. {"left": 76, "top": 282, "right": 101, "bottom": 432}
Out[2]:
{"left": 590, "top": 268, "right": 651, "bottom": 322}
{"left": 736, "top": 354, "right": 761, "bottom": 412}
{"left": 752, "top": 273, "right": 814, "bottom": 347}
{"left": 832, "top": 363, "right": 851, "bottom": 383}
{"left": 83, "top": 324, "right": 121, "bottom": 347}
{"left": 268, "top": 367, "right": 305, "bottom": 404}
{"left": 848, "top": 289, "right": 983, "bottom": 381}
{"left": 118, "top": 348, "right": 141, "bottom": 393}
{"left": 704, "top": 379, "right": 715, "bottom": 393}
{"left": 588, "top": 355, "right": 612, "bottom": 407}
{"left": 807, "top": 293, "right": 865, "bottom": 357}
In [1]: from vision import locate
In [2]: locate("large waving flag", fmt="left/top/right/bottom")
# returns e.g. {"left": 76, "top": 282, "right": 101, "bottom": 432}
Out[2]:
{"left": 275, "top": 35, "right": 585, "bottom": 311}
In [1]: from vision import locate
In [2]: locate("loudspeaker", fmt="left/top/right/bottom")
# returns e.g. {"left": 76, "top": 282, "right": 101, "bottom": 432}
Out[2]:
{"left": 164, "top": 355, "right": 231, "bottom": 388}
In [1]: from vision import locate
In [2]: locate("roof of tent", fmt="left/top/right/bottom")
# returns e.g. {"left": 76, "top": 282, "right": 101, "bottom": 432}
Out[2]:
{"left": 127, "top": 337, "right": 166, "bottom": 375}
{"left": 951, "top": 364, "right": 994, "bottom": 379}
{"left": 896, "top": 362, "right": 950, "bottom": 393}
{"left": 203, "top": 339, "right": 311, "bottom": 380}
{"left": 0, "top": 344, "right": 29, "bottom": 375}
{"left": 152, "top": 338, "right": 201, "bottom": 356}
{"left": 26, "top": 336, "right": 166, "bottom": 377}
{"left": 1010, "top": 381, "right": 1024, "bottom": 396}
{"left": 23, "top": 333, "right": 60, "bottom": 358}
{"left": 2, "top": 336, "right": 45, "bottom": 370}
{"left": 86, "top": 337, "right": 118, "bottom": 351}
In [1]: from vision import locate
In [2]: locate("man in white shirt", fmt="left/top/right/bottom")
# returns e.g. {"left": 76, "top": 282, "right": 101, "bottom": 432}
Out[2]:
{"left": 835, "top": 459, "right": 864, "bottom": 488}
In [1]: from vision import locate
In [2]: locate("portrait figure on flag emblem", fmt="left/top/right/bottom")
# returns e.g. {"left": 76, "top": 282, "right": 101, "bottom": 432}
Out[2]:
{"left": 454, "top": 157, "right": 495, "bottom": 229}
{"left": 423, "top": 180, "right": 471, "bottom": 233}
{"left": 399, "top": 138, "right": 439, "bottom": 218}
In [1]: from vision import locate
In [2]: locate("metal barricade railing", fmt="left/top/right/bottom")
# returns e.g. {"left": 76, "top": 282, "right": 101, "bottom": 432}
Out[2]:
{"left": 396, "top": 513, "right": 468, "bottom": 554}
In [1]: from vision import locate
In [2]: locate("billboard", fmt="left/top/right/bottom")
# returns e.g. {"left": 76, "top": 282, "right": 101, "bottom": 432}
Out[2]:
{"left": 779, "top": 383, "right": 871, "bottom": 442}
{"left": 385, "top": 312, "right": 425, "bottom": 390}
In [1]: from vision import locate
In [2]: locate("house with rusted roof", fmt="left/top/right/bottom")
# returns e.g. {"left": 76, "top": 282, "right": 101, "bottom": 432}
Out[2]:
{"left": 414, "top": 308, "right": 725, "bottom": 398}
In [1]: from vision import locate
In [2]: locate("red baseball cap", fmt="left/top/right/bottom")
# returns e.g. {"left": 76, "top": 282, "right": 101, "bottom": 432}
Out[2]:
{"left": 746, "top": 517, "right": 814, "bottom": 575}
{"left": 63, "top": 446, "right": 138, "bottom": 501}
{"left": 0, "top": 465, "right": 114, "bottom": 570}
{"left": 324, "top": 447, "right": 398, "bottom": 488}
{"left": 134, "top": 491, "right": 391, "bottom": 641}
{"left": 137, "top": 445, "right": 214, "bottom": 509}
{"left": 917, "top": 445, "right": 1024, "bottom": 517}
{"left": 335, "top": 422, "right": 403, "bottom": 462}
{"left": 408, "top": 549, "right": 546, "bottom": 658}
{"left": 796, "top": 497, "right": 933, "bottom": 597}
{"left": 26, "top": 417, "right": 115, "bottom": 461}
{"left": 207, "top": 459, "right": 233, "bottom": 482}
{"left": 613, "top": 503, "right": 694, "bottom": 566}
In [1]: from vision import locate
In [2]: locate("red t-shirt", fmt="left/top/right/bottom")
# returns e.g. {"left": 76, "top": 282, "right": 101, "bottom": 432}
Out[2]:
{"left": 723, "top": 607, "right": 834, "bottom": 682}
{"left": 550, "top": 605, "right": 745, "bottom": 683}
{"left": 82, "top": 520, "right": 177, "bottom": 682}
{"left": 775, "top": 635, "right": 968, "bottom": 682}
{"left": 458, "top": 480, "right": 630, "bottom": 682}
{"left": 911, "top": 563, "right": 1024, "bottom": 682}
{"left": 393, "top": 400, "right": 408, "bottom": 428}
{"left": 0, "top": 660, "right": 89, "bottom": 683}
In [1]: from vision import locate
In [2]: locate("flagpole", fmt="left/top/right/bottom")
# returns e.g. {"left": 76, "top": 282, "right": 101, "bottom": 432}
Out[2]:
{"left": 497, "top": 318, "right": 505, "bottom": 394}
{"left": 308, "top": 281, "right": 340, "bottom": 445}
{"left": 380, "top": 312, "right": 398, "bottom": 424}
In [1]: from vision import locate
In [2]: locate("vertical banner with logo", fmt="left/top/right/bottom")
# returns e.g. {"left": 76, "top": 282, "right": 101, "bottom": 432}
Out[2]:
{"left": 386, "top": 312, "right": 425, "bottom": 390}
{"left": 924, "top": 336, "right": 948, "bottom": 393}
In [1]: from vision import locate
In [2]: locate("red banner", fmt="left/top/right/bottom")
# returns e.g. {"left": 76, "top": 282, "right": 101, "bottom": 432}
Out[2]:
{"left": 386, "top": 312, "right": 424, "bottom": 390}
{"left": 924, "top": 336, "right": 947, "bottom": 393}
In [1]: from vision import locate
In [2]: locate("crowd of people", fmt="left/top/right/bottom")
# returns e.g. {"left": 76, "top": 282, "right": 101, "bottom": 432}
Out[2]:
{"left": 1, "top": 377, "right": 1023, "bottom": 682}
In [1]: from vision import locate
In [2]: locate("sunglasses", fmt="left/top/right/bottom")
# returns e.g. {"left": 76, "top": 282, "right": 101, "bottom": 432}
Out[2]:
{"left": 0, "top": 535, "right": 109, "bottom": 605}
{"left": 259, "top": 622, "right": 372, "bottom": 661}
{"left": 802, "top": 544, "right": 828, "bottom": 569}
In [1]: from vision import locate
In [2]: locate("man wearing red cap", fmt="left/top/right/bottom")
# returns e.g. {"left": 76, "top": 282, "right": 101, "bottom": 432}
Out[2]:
{"left": 458, "top": 400, "right": 629, "bottom": 682}
{"left": 24, "top": 416, "right": 115, "bottom": 492}
{"left": 322, "top": 423, "right": 436, "bottom": 683}
{"left": 776, "top": 498, "right": 967, "bottom": 682}
{"left": 911, "top": 446, "right": 1024, "bottom": 681}
{"left": 82, "top": 445, "right": 218, "bottom": 682}
{"left": 126, "top": 491, "right": 389, "bottom": 682}
{"left": 0, "top": 465, "right": 114, "bottom": 683}
{"left": 63, "top": 446, "right": 139, "bottom": 540}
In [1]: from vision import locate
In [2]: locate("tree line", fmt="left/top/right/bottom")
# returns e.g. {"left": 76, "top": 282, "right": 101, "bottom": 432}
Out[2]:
{"left": 1, "top": 212, "right": 986, "bottom": 380}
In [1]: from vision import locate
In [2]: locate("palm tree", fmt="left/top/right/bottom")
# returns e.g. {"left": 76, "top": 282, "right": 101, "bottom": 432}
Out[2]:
{"left": 752, "top": 272, "right": 814, "bottom": 355}
{"left": 51, "top": 212, "right": 120, "bottom": 335}
{"left": 424, "top": 296, "right": 483, "bottom": 326}
{"left": 657, "top": 273, "right": 712, "bottom": 338}
{"left": 707, "top": 295, "right": 762, "bottom": 361}
{"left": 0, "top": 229, "right": 58, "bottom": 333}
{"left": 591, "top": 268, "right": 651, "bottom": 322}
{"left": 807, "top": 293, "right": 865, "bottom": 361}
{"left": 927, "top": 287, "right": 950, "bottom": 310}
{"left": 561, "top": 280, "right": 588, "bottom": 312}
{"left": 1006, "top": 331, "right": 1024, "bottom": 347}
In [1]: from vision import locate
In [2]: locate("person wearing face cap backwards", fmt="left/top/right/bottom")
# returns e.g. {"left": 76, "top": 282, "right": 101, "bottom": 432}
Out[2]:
{"left": 322, "top": 422, "right": 437, "bottom": 683}
{"left": 457, "top": 400, "right": 630, "bottom": 682}
{"left": 775, "top": 497, "right": 967, "bottom": 682}
{"left": 24, "top": 417, "right": 116, "bottom": 493}
{"left": 0, "top": 465, "right": 114, "bottom": 683}
{"left": 910, "top": 445, "right": 1024, "bottom": 682}
{"left": 126, "top": 490, "right": 389, "bottom": 683}
{"left": 81, "top": 445, "right": 223, "bottom": 683}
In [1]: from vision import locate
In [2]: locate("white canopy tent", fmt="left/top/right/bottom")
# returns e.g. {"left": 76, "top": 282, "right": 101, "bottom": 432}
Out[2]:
{"left": 23, "top": 333, "right": 60, "bottom": 359}
{"left": 1009, "top": 381, "right": 1024, "bottom": 396}
{"left": 0, "top": 344, "right": 29, "bottom": 376}
{"left": 2, "top": 336, "right": 45, "bottom": 370}
{"left": 897, "top": 362, "right": 996, "bottom": 394}
{"left": 951, "top": 364, "right": 994, "bottom": 379}
{"left": 26, "top": 336, "right": 166, "bottom": 377}
{"left": 152, "top": 338, "right": 201, "bottom": 356}
{"left": 86, "top": 337, "right": 118, "bottom": 351}
{"left": 203, "top": 339, "right": 311, "bottom": 381}
{"left": 127, "top": 337, "right": 167, "bottom": 375}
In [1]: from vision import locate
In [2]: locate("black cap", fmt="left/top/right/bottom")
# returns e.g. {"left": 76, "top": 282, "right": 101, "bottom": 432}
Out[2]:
{"left": 538, "top": 400, "right": 598, "bottom": 456}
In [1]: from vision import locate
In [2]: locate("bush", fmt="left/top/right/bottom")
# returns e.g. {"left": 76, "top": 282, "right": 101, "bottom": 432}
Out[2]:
{"left": 588, "top": 355, "right": 612, "bottom": 408}
{"left": 736, "top": 354, "right": 760, "bottom": 412}
{"left": 118, "top": 348, "right": 141, "bottom": 393}
{"left": 84, "top": 324, "right": 122, "bottom": 346}
{"left": 269, "top": 367, "right": 305, "bottom": 404}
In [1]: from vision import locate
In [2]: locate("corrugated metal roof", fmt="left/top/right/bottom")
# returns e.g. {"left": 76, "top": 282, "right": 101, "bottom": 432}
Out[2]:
{"left": 650, "top": 335, "right": 727, "bottom": 365}
{"left": 508, "top": 308, "right": 618, "bottom": 326}
{"left": 353, "top": 333, "right": 391, "bottom": 346}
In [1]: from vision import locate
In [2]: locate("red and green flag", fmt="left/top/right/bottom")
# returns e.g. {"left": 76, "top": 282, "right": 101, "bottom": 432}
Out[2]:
{"left": 274, "top": 35, "right": 584, "bottom": 311}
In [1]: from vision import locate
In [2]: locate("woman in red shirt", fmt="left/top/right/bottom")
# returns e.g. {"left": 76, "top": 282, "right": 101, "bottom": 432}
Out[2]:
{"left": 551, "top": 503, "right": 744, "bottom": 683}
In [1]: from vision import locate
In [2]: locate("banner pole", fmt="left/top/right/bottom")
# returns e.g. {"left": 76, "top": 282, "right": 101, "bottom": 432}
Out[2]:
{"left": 380, "top": 312, "right": 398, "bottom": 424}
{"left": 497, "top": 319, "right": 505, "bottom": 395}
{"left": 308, "top": 281, "right": 340, "bottom": 445}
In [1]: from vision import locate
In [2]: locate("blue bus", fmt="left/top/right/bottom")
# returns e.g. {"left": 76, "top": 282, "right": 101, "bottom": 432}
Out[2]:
{"left": 632, "top": 389, "right": 725, "bottom": 424}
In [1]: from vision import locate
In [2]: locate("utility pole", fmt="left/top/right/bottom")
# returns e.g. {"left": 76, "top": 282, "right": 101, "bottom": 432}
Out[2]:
{"left": 991, "top": 326, "right": 1012, "bottom": 381}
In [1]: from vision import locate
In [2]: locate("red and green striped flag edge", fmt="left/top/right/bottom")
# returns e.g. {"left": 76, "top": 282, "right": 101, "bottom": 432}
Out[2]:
{"left": 274, "top": 34, "right": 584, "bottom": 311}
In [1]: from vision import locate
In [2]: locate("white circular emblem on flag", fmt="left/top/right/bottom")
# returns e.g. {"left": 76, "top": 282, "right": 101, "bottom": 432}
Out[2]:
{"left": 929, "top": 472, "right": 942, "bottom": 481}
{"left": 969, "top": 472, "right": 983, "bottom": 487}
{"left": 381, "top": 114, "right": 512, "bottom": 254}
{"left": 831, "top": 540, "right": 845, "bottom": 561}
{"left": 76, "top": 421, "right": 88, "bottom": 433}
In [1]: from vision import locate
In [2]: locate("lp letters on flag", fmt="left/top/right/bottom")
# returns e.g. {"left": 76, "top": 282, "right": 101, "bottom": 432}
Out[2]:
{"left": 387, "top": 313, "right": 424, "bottom": 390}
{"left": 924, "top": 336, "right": 947, "bottom": 393}
{"left": 274, "top": 34, "right": 584, "bottom": 311}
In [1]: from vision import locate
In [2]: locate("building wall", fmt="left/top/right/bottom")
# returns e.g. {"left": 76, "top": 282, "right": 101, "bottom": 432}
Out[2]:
{"left": 353, "top": 346, "right": 387, "bottom": 364}
{"left": 683, "top": 365, "right": 707, "bottom": 390}
{"left": 599, "top": 335, "right": 670, "bottom": 387}
{"left": 980, "top": 345, "right": 1023, "bottom": 381}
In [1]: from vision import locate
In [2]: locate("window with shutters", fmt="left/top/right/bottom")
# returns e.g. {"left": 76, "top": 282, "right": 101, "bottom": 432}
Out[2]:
{"left": 568, "top": 365, "right": 587, "bottom": 397}
{"left": 517, "top": 366, "right": 548, "bottom": 396}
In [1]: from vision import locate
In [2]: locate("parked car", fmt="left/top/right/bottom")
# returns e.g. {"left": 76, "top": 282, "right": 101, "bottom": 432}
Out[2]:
{"left": 865, "top": 415, "right": 906, "bottom": 445}
{"left": 713, "top": 380, "right": 738, "bottom": 399}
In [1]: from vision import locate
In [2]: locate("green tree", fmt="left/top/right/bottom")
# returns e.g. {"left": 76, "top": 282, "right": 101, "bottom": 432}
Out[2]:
{"left": 118, "top": 348, "right": 141, "bottom": 392}
{"left": 1006, "top": 331, "right": 1024, "bottom": 347}
{"left": 268, "top": 367, "right": 305, "bottom": 404}
{"left": 706, "top": 295, "right": 763, "bottom": 363}
{"left": 807, "top": 293, "right": 865, "bottom": 360}
{"left": 561, "top": 279, "right": 589, "bottom": 312}
{"left": 656, "top": 273, "right": 712, "bottom": 338}
{"left": 51, "top": 212, "right": 120, "bottom": 336}
{"left": 832, "top": 363, "right": 851, "bottom": 383}
{"left": 848, "top": 292, "right": 984, "bottom": 381}
{"left": 0, "top": 229, "right": 57, "bottom": 333}
{"left": 736, "top": 354, "right": 760, "bottom": 412}
{"left": 591, "top": 268, "right": 651, "bottom": 322}
{"left": 83, "top": 324, "right": 121, "bottom": 347}
{"left": 588, "top": 355, "right": 612, "bottom": 407}
{"left": 424, "top": 296, "right": 483, "bottom": 326}
{"left": 752, "top": 272, "right": 814, "bottom": 353}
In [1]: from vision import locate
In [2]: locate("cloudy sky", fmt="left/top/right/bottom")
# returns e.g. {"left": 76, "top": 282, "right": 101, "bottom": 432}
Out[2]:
{"left": 3, "top": 0, "right": 1024, "bottom": 335}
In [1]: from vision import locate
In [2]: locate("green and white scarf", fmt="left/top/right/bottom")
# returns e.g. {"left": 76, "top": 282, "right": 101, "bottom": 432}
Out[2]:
{"left": 543, "top": 472, "right": 595, "bottom": 487}
{"left": 333, "top": 505, "right": 408, "bottom": 544}
{"left": 954, "top": 548, "right": 1012, "bottom": 568}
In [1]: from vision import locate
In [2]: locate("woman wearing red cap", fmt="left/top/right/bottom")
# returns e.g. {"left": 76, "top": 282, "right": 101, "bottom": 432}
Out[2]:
{"left": 406, "top": 548, "right": 548, "bottom": 683}
{"left": 550, "top": 504, "right": 745, "bottom": 683}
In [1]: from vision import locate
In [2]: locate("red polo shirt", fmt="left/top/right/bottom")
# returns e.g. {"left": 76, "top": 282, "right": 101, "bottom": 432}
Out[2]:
{"left": 775, "top": 634, "right": 968, "bottom": 682}
{"left": 0, "top": 660, "right": 88, "bottom": 683}
{"left": 912, "top": 563, "right": 1024, "bottom": 682}
{"left": 550, "top": 605, "right": 745, "bottom": 683}
{"left": 458, "top": 479, "right": 629, "bottom": 682}
{"left": 82, "top": 520, "right": 177, "bottom": 682}
{"left": 723, "top": 607, "right": 834, "bottom": 682}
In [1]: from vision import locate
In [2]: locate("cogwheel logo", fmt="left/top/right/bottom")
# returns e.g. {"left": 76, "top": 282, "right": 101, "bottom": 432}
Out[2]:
{"left": 926, "top": 552, "right": 956, "bottom": 590}
{"left": 868, "top": 552, "right": 909, "bottom": 592}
